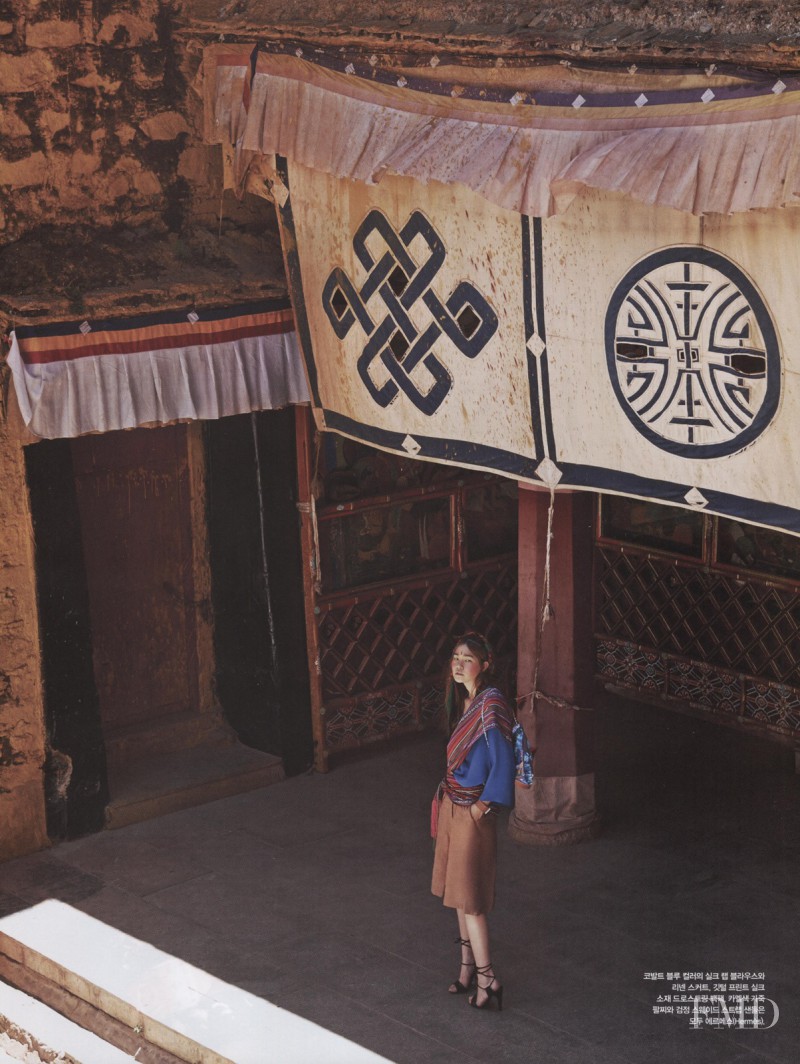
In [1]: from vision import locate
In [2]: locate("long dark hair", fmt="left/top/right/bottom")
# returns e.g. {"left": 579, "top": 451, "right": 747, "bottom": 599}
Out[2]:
{"left": 444, "top": 631, "right": 496, "bottom": 732}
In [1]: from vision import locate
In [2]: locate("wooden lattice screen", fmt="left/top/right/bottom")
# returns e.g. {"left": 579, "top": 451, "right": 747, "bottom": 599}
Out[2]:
{"left": 595, "top": 543, "right": 800, "bottom": 737}
{"left": 317, "top": 562, "right": 518, "bottom": 759}
{"left": 296, "top": 411, "right": 518, "bottom": 770}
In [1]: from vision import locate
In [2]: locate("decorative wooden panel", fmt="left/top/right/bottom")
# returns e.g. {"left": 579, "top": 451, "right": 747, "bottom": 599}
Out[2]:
{"left": 595, "top": 543, "right": 800, "bottom": 738}
{"left": 295, "top": 411, "right": 519, "bottom": 770}
{"left": 318, "top": 561, "right": 517, "bottom": 700}
{"left": 318, "top": 560, "right": 518, "bottom": 758}
{"left": 596, "top": 546, "right": 800, "bottom": 686}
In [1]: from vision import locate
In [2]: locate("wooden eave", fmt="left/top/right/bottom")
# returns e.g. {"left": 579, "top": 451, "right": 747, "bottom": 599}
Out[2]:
{"left": 0, "top": 224, "right": 287, "bottom": 331}
{"left": 180, "top": 14, "right": 800, "bottom": 75}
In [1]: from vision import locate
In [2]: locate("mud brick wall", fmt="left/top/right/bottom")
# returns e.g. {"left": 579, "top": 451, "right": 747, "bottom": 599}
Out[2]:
{"left": 0, "top": 402, "right": 47, "bottom": 861}
{"left": 0, "top": 0, "right": 217, "bottom": 244}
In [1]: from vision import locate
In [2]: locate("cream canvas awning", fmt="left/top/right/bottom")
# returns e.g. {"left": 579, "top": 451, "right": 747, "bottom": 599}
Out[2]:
{"left": 205, "top": 44, "right": 800, "bottom": 536}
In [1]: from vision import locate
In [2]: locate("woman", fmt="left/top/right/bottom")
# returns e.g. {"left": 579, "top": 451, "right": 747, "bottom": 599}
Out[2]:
{"left": 431, "top": 632, "right": 516, "bottom": 1011}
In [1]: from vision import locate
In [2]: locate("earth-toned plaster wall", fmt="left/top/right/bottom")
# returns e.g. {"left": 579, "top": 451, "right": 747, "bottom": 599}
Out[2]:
{"left": 0, "top": 396, "right": 47, "bottom": 861}
{"left": 0, "top": 0, "right": 219, "bottom": 245}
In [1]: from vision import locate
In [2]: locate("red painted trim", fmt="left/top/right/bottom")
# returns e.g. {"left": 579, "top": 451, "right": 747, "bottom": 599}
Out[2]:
{"left": 21, "top": 318, "right": 296, "bottom": 366}
{"left": 216, "top": 54, "right": 252, "bottom": 66}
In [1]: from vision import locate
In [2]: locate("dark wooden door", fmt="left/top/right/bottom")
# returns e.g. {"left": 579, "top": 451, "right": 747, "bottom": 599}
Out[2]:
{"left": 205, "top": 409, "right": 313, "bottom": 774}
{"left": 70, "top": 426, "right": 198, "bottom": 734}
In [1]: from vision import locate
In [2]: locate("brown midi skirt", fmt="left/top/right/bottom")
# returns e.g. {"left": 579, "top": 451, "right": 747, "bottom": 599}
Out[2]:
{"left": 431, "top": 794, "right": 497, "bottom": 915}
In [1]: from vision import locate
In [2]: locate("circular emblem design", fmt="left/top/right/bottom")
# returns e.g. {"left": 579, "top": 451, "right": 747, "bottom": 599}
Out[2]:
{"left": 604, "top": 247, "right": 780, "bottom": 458}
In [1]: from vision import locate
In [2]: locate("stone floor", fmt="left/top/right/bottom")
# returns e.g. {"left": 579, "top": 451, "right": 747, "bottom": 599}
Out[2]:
{"left": 1, "top": 693, "right": 798, "bottom": 1064}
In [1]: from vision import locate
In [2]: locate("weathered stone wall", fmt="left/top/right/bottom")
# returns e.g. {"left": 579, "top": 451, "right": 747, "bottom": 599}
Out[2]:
{"left": 0, "top": 0, "right": 220, "bottom": 245}
{"left": 0, "top": 0, "right": 250, "bottom": 859}
{"left": 0, "top": 390, "right": 47, "bottom": 861}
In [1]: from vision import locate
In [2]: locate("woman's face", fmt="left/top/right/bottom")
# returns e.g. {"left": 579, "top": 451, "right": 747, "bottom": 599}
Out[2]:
{"left": 451, "top": 642, "right": 487, "bottom": 691}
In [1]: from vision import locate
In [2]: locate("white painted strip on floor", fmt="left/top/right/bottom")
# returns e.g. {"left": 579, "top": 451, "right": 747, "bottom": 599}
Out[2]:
{"left": 0, "top": 980, "right": 135, "bottom": 1063}
{"left": 0, "top": 901, "right": 394, "bottom": 1064}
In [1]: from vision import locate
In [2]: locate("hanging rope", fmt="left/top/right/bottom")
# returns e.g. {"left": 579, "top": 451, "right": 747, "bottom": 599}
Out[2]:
{"left": 515, "top": 484, "right": 593, "bottom": 717}
{"left": 528, "top": 483, "right": 555, "bottom": 716}
{"left": 295, "top": 429, "right": 323, "bottom": 600}
{"left": 251, "top": 413, "right": 280, "bottom": 682}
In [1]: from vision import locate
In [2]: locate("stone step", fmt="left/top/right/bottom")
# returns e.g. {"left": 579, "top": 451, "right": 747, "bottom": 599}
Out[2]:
{"left": 104, "top": 741, "right": 285, "bottom": 829}
{"left": 0, "top": 900, "right": 393, "bottom": 1064}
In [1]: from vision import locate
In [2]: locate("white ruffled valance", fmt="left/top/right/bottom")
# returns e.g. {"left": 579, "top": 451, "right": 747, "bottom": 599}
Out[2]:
{"left": 204, "top": 46, "right": 800, "bottom": 217}
{"left": 8, "top": 301, "right": 309, "bottom": 439}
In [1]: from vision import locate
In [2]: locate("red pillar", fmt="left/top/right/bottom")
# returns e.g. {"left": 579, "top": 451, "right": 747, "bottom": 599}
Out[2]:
{"left": 509, "top": 487, "right": 600, "bottom": 844}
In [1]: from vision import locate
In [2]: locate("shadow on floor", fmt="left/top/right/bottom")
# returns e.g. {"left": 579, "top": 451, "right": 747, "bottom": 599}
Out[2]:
{"left": 1, "top": 693, "right": 798, "bottom": 1064}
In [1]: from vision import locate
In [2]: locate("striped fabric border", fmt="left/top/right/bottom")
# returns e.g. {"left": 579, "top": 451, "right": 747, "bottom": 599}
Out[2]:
{"left": 250, "top": 50, "right": 800, "bottom": 129}
{"left": 257, "top": 39, "right": 798, "bottom": 112}
{"left": 16, "top": 303, "right": 295, "bottom": 366}
{"left": 8, "top": 297, "right": 308, "bottom": 439}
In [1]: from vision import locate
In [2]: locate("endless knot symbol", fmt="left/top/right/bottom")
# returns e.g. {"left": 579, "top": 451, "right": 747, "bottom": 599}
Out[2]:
{"left": 605, "top": 248, "right": 780, "bottom": 458}
{"left": 322, "top": 210, "right": 498, "bottom": 415}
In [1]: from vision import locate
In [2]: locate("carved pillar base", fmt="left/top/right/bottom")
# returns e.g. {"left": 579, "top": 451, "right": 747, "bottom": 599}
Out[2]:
{"left": 508, "top": 773, "right": 600, "bottom": 845}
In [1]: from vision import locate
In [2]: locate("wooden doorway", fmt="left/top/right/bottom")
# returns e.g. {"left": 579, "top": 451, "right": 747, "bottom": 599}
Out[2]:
{"left": 28, "top": 414, "right": 302, "bottom": 838}
{"left": 28, "top": 423, "right": 244, "bottom": 837}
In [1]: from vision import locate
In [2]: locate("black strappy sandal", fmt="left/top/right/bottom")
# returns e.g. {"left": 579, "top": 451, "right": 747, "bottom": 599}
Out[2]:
{"left": 449, "top": 936, "right": 476, "bottom": 994}
{"left": 468, "top": 962, "right": 504, "bottom": 1011}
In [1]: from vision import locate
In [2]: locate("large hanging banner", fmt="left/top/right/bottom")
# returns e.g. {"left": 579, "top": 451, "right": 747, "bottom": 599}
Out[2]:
{"left": 284, "top": 162, "right": 536, "bottom": 477}
{"left": 207, "top": 45, "right": 800, "bottom": 533}
{"left": 279, "top": 161, "right": 800, "bottom": 533}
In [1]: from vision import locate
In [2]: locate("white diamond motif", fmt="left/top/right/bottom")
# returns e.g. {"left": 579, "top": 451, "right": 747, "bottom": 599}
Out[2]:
{"left": 536, "top": 458, "right": 562, "bottom": 488}
{"left": 527, "top": 335, "right": 546, "bottom": 359}
{"left": 684, "top": 488, "right": 708, "bottom": 507}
